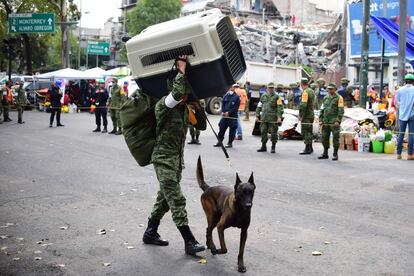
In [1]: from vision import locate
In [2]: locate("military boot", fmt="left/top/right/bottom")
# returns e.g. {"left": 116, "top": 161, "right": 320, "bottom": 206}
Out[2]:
{"left": 257, "top": 143, "right": 267, "bottom": 152}
{"left": 188, "top": 136, "right": 197, "bottom": 144}
{"left": 177, "top": 225, "right": 205, "bottom": 255}
{"left": 332, "top": 148, "right": 339, "bottom": 161}
{"left": 93, "top": 127, "right": 101, "bottom": 132}
{"left": 318, "top": 148, "right": 329, "bottom": 159}
{"left": 142, "top": 218, "right": 169, "bottom": 246}
{"left": 101, "top": 127, "right": 107, "bottom": 133}
{"left": 309, "top": 144, "right": 314, "bottom": 153}
{"left": 195, "top": 135, "right": 201, "bottom": 145}
{"left": 115, "top": 129, "right": 123, "bottom": 135}
{"left": 108, "top": 128, "right": 117, "bottom": 134}
{"left": 270, "top": 142, "right": 276, "bottom": 154}
{"left": 299, "top": 145, "right": 312, "bottom": 155}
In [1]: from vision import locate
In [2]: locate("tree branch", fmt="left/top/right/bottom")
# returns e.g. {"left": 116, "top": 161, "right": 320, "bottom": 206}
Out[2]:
{"left": 1, "top": 0, "right": 13, "bottom": 14}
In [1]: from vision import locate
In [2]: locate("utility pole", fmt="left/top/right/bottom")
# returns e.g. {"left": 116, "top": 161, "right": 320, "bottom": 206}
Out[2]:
{"left": 397, "top": 0, "right": 407, "bottom": 85}
{"left": 77, "top": 0, "right": 82, "bottom": 69}
{"left": 379, "top": 0, "right": 387, "bottom": 99}
{"left": 359, "top": 0, "right": 370, "bottom": 108}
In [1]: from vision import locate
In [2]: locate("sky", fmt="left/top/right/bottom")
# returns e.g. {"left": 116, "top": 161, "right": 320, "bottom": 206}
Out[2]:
{"left": 73, "top": 0, "right": 122, "bottom": 29}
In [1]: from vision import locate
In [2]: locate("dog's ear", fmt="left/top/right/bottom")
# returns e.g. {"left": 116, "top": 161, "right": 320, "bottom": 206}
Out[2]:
{"left": 248, "top": 172, "right": 256, "bottom": 189}
{"left": 235, "top": 173, "right": 242, "bottom": 190}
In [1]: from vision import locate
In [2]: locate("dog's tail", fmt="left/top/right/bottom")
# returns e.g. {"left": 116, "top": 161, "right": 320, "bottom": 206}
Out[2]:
{"left": 197, "top": 156, "right": 209, "bottom": 191}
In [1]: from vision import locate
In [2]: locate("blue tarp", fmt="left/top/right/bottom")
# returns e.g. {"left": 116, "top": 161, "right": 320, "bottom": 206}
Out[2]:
{"left": 370, "top": 15, "right": 414, "bottom": 60}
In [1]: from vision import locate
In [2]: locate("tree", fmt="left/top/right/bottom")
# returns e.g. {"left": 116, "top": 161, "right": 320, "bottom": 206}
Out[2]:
{"left": 0, "top": 0, "right": 79, "bottom": 73}
{"left": 127, "top": 0, "right": 182, "bottom": 36}
{"left": 46, "top": 0, "right": 80, "bottom": 68}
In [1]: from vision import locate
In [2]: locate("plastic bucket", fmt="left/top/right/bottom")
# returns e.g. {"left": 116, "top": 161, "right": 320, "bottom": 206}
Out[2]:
{"left": 372, "top": 141, "right": 384, "bottom": 153}
{"left": 384, "top": 141, "right": 396, "bottom": 154}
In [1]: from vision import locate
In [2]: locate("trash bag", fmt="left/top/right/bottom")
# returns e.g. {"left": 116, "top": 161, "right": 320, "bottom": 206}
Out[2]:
{"left": 120, "top": 90, "right": 159, "bottom": 167}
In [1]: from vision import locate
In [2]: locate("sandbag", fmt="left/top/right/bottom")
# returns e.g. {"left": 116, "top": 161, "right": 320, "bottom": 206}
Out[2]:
{"left": 120, "top": 90, "right": 159, "bottom": 167}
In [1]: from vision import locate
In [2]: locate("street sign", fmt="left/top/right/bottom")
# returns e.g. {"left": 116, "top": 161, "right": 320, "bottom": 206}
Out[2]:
{"left": 87, "top": 41, "right": 110, "bottom": 56}
{"left": 8, "top": 13, "right": 55, "bottom": 34}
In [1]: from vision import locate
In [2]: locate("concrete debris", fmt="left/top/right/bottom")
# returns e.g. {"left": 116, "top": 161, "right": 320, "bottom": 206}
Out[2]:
{"left": 210, "top": 3, "right": 342, "bottom": 75}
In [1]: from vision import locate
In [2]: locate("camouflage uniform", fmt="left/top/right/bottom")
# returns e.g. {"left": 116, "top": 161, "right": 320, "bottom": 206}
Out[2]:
{"left": 15, "top": 85, "right": 27, "bottom": 123}
{"left": 108, "top": 83, "right": 124, "bottom": 132}
{"left": 319, "top": 83, "right": 344, "bottom": 160}
{"left": 150, "top": 73, "right": 190, "bottom": 227}
{"left": 299, "top": 86, "right": 315, "bottom": 150}
{"left": 256, "top": 85, "right": 284, "bottom": 152}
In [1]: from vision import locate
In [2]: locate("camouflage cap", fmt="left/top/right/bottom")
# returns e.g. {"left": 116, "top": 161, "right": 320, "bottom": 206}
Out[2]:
{"left": 327, "top": 83, "right": 337, "bottom": 89}
{"left": 290, "top": 83, "right": 298, "bottom": 88}
{"left": 341, "top": 78, "right": 349, "bottom": 83}
{"left": 267, "top": 82, "right": 275, "bottom": 88}
{"left": 301, "top": 78, "right": 309, "bottom": 84}
{"left": 404, "top": 73, "right": 414, "bottom": 81}
{"left": 276, "top": 84, "right": 284, "bottom": 89}
{"left": 317, "top": 78, "right": 326, "bottom": 83}
{"left": 310, "top": 83, "right": 317, "bottom": 89}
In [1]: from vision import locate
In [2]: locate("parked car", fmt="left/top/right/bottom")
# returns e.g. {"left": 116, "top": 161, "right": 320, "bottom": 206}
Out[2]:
{"left": 23, "top": 80, "right": 51, "bottom": 110}
{"left": 0, "top": 75, "right": 34, "bottom": 86}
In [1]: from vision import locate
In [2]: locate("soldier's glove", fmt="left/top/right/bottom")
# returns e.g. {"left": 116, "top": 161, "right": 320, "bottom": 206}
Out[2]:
{"left": 165, "top": 73, "right": 187, "bottom": 108}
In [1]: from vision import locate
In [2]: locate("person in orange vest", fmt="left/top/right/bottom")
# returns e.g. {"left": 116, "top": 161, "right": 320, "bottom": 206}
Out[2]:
{"left": 235, "top": 83, "right": 247, "bottom": 140}
{"left": 1, "top": 80, "right": 13, "bottom": 122}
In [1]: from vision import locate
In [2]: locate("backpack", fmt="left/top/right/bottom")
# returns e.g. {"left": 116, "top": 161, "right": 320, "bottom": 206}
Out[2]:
{"left": 120, "top": 90, "right": 159, "bottom": 167}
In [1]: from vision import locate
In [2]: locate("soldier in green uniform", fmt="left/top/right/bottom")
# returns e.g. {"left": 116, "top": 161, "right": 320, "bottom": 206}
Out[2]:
{"left": 188, "top": 99, "right": 205, "bottom": 145}
{"left": 256, "top": 82, "right": 284, "bottom": 153}
{"left": 142, "top": 56, "right": 205, "bottom": 256}
{"left": 286, "top": 83, "right": 296, "bottom": 109}
{"left": 299, "top": 78, "right": 315, "bottom": 155}
{"left": 318, "top": 83, "right": 344, "bottom": 161}
{"left": 14, "top": 81, "right": 27, "bottom": 124}
{"left": 108, "top": 77, "right": 124, "bottom": 135}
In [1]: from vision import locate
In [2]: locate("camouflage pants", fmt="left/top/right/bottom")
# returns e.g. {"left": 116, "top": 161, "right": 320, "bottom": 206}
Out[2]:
{"left": 301, "top": 119, "right": 313, "bottom": 145}
{"left": 150, "top": 162, "right": 188, "bottom": 227}
{"left": 260, "top": 122, "right": 278, "bottom": 144}
{"left": 189, "top": 125, "right": 200, "bottom": 138}
{"left": 17, "top": 105, "right": 24, "bottom": 122}
{"left": 321, "top": 125, "right": 340, "bottom": 149}
{"left": 110, "top": 108, "right": 121, "bottom": 130}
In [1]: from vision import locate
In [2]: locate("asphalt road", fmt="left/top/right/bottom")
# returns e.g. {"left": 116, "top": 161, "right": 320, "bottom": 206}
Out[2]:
{"left": 0, "top": 110, "right": 413, "bottom": 276}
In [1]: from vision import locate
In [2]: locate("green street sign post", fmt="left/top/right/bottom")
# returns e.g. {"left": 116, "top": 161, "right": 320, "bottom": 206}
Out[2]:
{"left": 8, "top": 13, "right": 55, "bottom": 34}
{"left": 87, "top": 41, "right": 110, "bottom": 56}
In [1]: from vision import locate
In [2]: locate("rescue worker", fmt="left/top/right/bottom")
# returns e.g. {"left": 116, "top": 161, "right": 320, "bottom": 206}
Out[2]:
{"left": 243, "top": 81, "right": 252, "bottom": 121}
{"left": 315, "top": 78, "right": 328, "bottom": 109}
{"left": 337, "top": 78, "right": 354, "bottom": 108}
{"left": 108, "top": 77, "right": 124, "bottom": 135}
{"left": 49, "top": 80, "right": 64, "bottom": 127}
{"left": 214, "top": 84, "right": 240, "bottom": 148}
{"left": 256, "top": 82, "right": 284, "bottom": 153}
{"left": 14, "top": 81, "right": 27, "bottom": 124}
{"left": 276, "top": 84, "right": 286, "bottom": 104}
{"left": 235, "top": 83, "right": 247, "bottom": 140}
{"left": 143, "top": 56, "right": 205, "bottom": 256}
{"left": 318, "top": 83, "right": 344, "bottom": 161}
{"left": 292, "top": 82, "right": 302, "bottom": 109}
{"left": 1, "top": 80, "right": 13, "bottom": 122}
{"left": 299, "top": 78, "right": 315, "bottom": 155}
{"left": 92, "top": 79, "right": 109, "bottom": 133}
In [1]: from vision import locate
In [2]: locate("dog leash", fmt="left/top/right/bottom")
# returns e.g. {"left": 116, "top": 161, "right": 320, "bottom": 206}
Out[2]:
{"left": 176, "top": 59, "right": 232, "bottom": 168}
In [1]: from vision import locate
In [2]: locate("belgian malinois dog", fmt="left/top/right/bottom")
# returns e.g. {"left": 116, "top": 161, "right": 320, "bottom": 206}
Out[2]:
{"left": 196, "top": 156, "right": 255, "bottom": 273}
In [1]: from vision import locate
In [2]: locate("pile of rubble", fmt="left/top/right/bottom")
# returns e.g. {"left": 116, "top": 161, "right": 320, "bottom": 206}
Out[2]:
{"left": 231, "top": 15, "right": 341, "bottom": 74}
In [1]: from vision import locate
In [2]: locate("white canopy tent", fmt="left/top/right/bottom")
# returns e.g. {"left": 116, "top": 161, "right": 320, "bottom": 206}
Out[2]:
{"left": 83, "top": 67, "right": 106, "bottom": 79}
{"left": 35, "top": 68, "right": 88, "bottom": 80}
